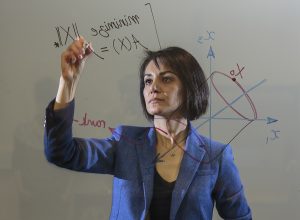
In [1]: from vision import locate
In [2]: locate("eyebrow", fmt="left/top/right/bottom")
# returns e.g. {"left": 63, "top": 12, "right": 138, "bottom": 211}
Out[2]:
{"left": 144, "top": 71, "right": 176, "bottom": 77}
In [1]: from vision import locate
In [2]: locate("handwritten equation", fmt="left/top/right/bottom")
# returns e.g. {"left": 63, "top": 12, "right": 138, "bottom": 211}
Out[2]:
{"left": 54, "top": 22, "right": 148, "bottom": 60}
{"left": 52, "top": 2, "right": 162, "bottom": 59}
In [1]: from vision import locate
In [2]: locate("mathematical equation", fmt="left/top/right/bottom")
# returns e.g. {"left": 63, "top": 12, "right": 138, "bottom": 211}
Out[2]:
{"left": 53, "top": 21, "right": 148, "bottom": 60}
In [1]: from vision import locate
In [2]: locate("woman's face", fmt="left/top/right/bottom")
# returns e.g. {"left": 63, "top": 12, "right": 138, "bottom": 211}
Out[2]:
{"left": 143, "top": 60, "right": 183, "bottom": 118}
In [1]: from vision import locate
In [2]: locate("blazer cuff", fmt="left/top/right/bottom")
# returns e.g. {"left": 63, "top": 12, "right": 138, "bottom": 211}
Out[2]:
{"left": 44, "top": 98, "right": 75, "bottom": 129}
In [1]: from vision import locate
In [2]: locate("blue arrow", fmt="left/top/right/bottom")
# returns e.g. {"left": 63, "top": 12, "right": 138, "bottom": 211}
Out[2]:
{"left": 207, "top": 46, "right": 215, "bottom": 59}
{"left": 266, "top": 117, "right": 278, "bottom": 124}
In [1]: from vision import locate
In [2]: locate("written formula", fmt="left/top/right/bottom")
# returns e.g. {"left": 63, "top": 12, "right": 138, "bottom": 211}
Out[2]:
{"left": 90, "top": 14, "right": 141, "bottom": 38}
{"left": 54, "top": 22, "right": 148, "bottom": 60}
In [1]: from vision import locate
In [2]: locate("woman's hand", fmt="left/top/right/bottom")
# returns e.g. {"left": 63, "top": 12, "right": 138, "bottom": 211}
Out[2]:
{"left": 54, "top": 37, "right": 93, "bottom": 110}
{"left": 61, "top": 37, "right": 93, "bottom": 82}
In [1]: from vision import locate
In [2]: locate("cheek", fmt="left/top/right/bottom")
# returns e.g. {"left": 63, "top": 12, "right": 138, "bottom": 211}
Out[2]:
{"left": 172, "top": 87, "right": 182, "bottom": 100}
{"left": 143, "top": 88, "right": 147, "bottom": 100}
{"left": 178, "top": 89, "right": 184, "bottom": 103}
{"left": 176, "top": 94, "right": 183, "bottom": 106}
{"left": 143, "top": 88, "right": 150, "bottom": 105}
{"left": 173, "top": 89, "right": 184, "bottom": 107}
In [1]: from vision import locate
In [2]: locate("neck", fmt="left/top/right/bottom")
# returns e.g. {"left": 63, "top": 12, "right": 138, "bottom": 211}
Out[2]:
{"left": 153, "top": 115, "right": 188, "bottom": 139}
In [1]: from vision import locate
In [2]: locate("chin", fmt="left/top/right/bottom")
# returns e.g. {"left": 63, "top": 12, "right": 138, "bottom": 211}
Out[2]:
{"left": 148, "top": 110, "right": 162, "bottom": 116}
{"left": 147, "top": 107, "right": 180, "bottom": 119}
{"left": 149, "top": 111, "right": 173, "bottom": 119}
{"left": 147, "top": 108, "right": 163, "bottom": 116}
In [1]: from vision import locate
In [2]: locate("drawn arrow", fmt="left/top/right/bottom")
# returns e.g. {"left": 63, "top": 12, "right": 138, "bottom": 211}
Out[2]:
{"left": 108, "top": 127, "right": 115, "bottom": 133}
{"left": 207, "top": 46, "right": 215, "bottom": 59}
{"left": 266, "top": 117, "right": 278, "bottom": 124}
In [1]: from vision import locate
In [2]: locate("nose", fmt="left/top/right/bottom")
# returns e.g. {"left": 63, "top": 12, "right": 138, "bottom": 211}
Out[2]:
{"left": 150, "top": 79, "right": 161, "bottom": 94}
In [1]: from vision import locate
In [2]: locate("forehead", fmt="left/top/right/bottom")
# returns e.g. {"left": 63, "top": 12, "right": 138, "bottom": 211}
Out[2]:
{"left": 144, "top": 60, "right": 174, "bottom": 76}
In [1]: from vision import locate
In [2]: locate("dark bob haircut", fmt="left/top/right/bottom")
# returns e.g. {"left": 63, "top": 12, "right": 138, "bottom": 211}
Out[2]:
{"left": 139, "top": 46, "right": 209, "bottom": 121}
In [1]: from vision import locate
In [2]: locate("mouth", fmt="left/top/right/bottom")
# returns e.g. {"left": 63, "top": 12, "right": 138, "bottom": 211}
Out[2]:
{"left": 149, "top": 98, "right": 164, "bottom": 103}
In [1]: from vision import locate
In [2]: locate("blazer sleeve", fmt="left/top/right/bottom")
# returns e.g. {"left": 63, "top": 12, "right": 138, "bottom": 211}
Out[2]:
{"left": 44, "top": 99, "right": 120, "bottom": 174}
{"left": 213, "top": 145, "right": 252, "bottom": 220}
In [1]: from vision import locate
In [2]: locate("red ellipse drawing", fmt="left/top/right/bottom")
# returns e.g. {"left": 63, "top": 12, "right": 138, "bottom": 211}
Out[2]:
{"left": 211, "top": 71, "right": 257, "bottom": 121}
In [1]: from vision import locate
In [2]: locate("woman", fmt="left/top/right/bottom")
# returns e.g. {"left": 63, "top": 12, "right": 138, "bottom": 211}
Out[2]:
{"left": 44, "top": 37, "right": 252, "bottom": 220}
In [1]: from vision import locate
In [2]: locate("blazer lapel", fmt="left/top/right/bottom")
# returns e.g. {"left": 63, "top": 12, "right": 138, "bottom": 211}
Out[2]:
{"left": 170, "top": 126, "right": 206, "bottom": 220}
{"left": 135, "top": 127, "right": 156, "bottom": 212}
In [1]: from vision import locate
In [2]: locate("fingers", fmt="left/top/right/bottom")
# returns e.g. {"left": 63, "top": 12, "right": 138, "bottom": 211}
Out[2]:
{"left": 60, "top": 36, "right": 94, "bottom": 81}
{"left": 84, "top": 41, "right": 94, "bottom": 56}
{"left": 63, "top": 37, "right": 93, "bottom": 65}
{"left": 68, "top": 37, "right": 86, "bottom": 63}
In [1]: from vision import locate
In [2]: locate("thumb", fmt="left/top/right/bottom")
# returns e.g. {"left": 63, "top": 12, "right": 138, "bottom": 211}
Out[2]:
{"left": 84, "top": 42, "right": 94, "bottom": 56}
{"left": 78, "top": 42, "right": 94, "bottom": 72}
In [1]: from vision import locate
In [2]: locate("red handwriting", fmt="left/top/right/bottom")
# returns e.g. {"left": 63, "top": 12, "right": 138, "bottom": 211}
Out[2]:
{"left": 229, "top": 63, "right": 245, "bottom": 79}
{"left": 74, "top": 113, "right": 106, "bottom": 128}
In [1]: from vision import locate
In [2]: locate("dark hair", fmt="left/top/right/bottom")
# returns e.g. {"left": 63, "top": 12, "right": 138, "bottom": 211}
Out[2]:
{"left": 139, "top": 46, "right": 209, "bottom": 121}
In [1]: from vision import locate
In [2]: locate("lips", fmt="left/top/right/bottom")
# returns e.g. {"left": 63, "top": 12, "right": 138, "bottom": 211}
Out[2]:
{"left": 149, "top": 98, "right": 164, "bottom": 103}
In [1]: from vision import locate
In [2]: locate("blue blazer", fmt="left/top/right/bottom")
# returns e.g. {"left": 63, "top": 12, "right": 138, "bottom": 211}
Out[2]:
{"left": 44, "top": 99, "right": 252, "bottom": 220}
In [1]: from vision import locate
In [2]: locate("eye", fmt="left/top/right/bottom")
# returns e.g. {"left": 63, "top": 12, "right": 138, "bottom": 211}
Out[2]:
{"left": 144, "top": 78, "right": 152, "bottom": 85}
{"left": 162, "top": 76, "right": 173, "bottom": 83}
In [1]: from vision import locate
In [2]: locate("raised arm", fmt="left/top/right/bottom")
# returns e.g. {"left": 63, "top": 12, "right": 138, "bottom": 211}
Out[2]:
{"left": 54, "top": 37, "right": 93, "bottom": 110}
{"left": 44, "top": 38, "right": 119, "bottom": 174}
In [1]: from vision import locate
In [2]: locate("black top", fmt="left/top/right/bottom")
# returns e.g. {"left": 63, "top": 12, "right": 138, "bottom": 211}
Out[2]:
{"left": 149, "top": 168, "right": 176, "bottom": 220}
